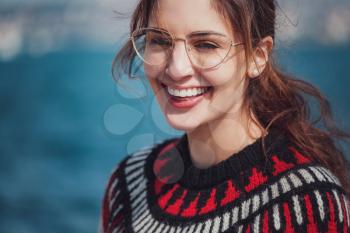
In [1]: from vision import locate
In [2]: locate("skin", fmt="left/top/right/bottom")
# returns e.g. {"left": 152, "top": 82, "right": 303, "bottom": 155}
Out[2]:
{"left": 144, "top": 0, "right": 273, "bottom": 168}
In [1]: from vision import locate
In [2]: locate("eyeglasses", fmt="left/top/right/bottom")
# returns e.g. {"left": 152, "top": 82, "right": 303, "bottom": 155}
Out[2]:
{"left": 131, "top": 27, "right": 243, "bottom": 70}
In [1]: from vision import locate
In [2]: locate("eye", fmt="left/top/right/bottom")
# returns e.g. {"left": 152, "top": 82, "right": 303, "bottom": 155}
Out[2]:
{"left": 148, "top": 37, "right": 172, "bottom": 47}
{"left": 193, "top": 41, "right": 220, "bottom": 50}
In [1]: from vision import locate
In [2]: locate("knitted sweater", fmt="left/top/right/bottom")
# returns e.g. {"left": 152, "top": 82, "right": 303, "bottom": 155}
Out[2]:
{"left": 99, "top": 130, "right": 350, "bottom": 233}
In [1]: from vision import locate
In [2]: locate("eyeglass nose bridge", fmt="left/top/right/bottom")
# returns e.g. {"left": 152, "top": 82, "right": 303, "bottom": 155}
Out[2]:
{"left": 168, "top": 37, "right": 194, "bottom": 67}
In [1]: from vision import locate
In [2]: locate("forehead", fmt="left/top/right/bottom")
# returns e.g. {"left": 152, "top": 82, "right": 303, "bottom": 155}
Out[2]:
{"left": 149, "top": 0, "right": 234, "bottom": 37}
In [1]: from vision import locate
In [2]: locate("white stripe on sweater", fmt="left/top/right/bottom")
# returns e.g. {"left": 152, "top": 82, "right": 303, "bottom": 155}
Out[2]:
{"left": 129, "top": 178, "right": 146, "bottom": 201}
{"left": 221, "top": 211, "right": 231, "bottom": 232}
{"left": 109, "top": 178, "right": 119, "bottom": 200}
{"left": 125, "top": 168, "right": 144, "bottom": 185}
{"left": 288, "top": 173, "right": 303, "bottom": 188}
{"left": 187, "top": 224, "right": 196, "bottom": 233}
{"left": 133, "top": 198, "right": 148, "bottom": 220}
{"left": 145, "top": 219, "right": 158, "bottom": 233}
{"left": 175, "top": 226, "right": 182, "bottom": 233}
{"left": 292, "top": 195, "right": 303, "bottom": 225}
{"left": 134, "top": 212, "right": 152, "bottom": 232}
{"left": 203, "top": 219, "right": 212, "bottom": 233}
{"left": 125, "top": 160, "right": 145, "bottom": 175}
{"left": 133, "top": 209, "right": 149, "bottom": 229}
{"left": 212, "top": 216, "right": 221, "bottom": 233}
{"left": 317, "top": 167, "right": 340, "bottom": 185}
{"left": 280, "top": 177, "right": 291, "bottom": 193}
{"left": 131, "top": 188, "right": 146, "bottom": 209}
{"left": 110, "top": 189, "right": 120, "bottom": 210}
{"left": 168, "top": 225, "right": 176, "bottom": 233}
{"left": 332, "top": 189, "right": 343, "bottom": 222}
{"left": 232, "top": 206, "right": 239, "bottom": 224}
{"left": 271, "top": 182, "right": 279, "bottom": 199}
{"left": 314, "top": 190, "right": 325, "bottom": 221}
{"left": 253, "top": 214, "right": 261, "bottom": 233}
{"left": 241, "top": 198, "right": 251, "bottom": 219}
{"left": 153, "top": 223, "right": 163, "bottom": 233}
{"left": 298, "top": 168, "right": 315, "bottom": 184}
{"left": 162, "top": 224, "right": 170, "bottom": 233}
{"left": 273, "top": 204, "right": 281, "bottom": 230}
{"left": 252, "top": 194, "right": 261, "bottom": 212}
{"left": 194, "top": 222, "right": 203, "bottom": 233}
{"left": 180, "top": 225, "right": 189, "bottom": 233}
{"left": 309, "top": 166, "right": 327, "bottom": 182}
{"left": 262, "top": 188, "right": 269, "bottom": 205}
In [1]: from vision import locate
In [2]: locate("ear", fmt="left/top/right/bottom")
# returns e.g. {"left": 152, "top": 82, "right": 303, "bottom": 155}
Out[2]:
{"left": 247, "top": 36, "right": 274, "bottom": 78}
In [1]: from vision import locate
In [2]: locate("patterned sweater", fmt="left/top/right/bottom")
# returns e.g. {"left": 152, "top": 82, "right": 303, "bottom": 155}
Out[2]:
{"left": 99, "top": 129, "right": 350, "bottom": 233}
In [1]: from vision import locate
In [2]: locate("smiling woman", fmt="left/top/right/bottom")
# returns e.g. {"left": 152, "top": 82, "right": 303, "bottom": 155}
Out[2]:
{"left": 100, "top": 0, "right": 350, "bottom": 232}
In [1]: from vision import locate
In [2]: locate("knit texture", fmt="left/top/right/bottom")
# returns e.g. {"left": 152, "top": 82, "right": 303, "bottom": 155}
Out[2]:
{"left": 99, "top": 129, "right": 350, "bottom": 233}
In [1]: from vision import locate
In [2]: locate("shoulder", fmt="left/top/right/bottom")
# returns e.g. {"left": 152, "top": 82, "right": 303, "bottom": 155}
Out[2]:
{"left": 103, "top": 137, "right": 178, "bottom": 201}
{"left": 271, "top": 167, "right": 348, "bottom": 232}
{"left": 99, "top": 137, "right": 179, "bottom": 232}
{"left": 240, "top": 161, "right": 350, "bottom": 232}
{"left": 111, "top": 136, "right": 180, "bottom": 181}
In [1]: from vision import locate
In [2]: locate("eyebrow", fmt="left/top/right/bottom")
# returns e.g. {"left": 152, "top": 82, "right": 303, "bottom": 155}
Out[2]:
{"left": 188, "top": 31, "right": 228, "bottom": 38}
{"left": 148, "top": 27, "right": 228, "bottom": 38}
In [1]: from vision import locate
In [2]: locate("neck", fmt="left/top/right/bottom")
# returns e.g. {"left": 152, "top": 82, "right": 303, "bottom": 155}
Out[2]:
{"left": 187, "top": 111, "right": 265, "bottom": 169}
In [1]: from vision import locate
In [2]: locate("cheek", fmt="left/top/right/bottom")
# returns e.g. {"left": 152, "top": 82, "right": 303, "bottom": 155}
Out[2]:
{"left": 144, "top": 64, "right": 165, "bottom": 80}
{"left": 205, "top": 53, "right": 247, "bottom": 87}
{"left": 205, "top": 66, "right": 245, "bottom": 87}
{"left": 144, "top": 64, "right": 165, "bottom": 93}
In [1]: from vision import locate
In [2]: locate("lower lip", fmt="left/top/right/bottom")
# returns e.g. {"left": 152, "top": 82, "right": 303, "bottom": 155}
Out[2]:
{"left": 163, "top": 85, "right": 212, "bottom": 109}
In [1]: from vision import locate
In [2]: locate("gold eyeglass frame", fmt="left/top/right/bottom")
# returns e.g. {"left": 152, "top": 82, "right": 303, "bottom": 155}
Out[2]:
{"left": 130, "top": 27, "right": 244, "bottom": 70}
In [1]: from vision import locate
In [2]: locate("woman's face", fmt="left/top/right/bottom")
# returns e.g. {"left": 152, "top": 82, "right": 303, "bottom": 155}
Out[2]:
{"left": 144, "top": 0, "right": 249, "bottom": 132}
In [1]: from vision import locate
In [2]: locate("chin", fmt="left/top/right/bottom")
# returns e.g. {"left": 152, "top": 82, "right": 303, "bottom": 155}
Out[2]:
{"left": 165, "top": 114, "right": 200, "bottom": 132}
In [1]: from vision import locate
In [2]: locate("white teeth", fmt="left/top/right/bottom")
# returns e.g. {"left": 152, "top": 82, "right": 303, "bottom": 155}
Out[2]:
{"left": 167, "top": 86, "right": 209, "bottom": 97}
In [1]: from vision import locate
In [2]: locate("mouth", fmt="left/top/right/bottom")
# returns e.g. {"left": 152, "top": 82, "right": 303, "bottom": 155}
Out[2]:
{"left": 160, "top": 82, "right": 213, "bottom": 100}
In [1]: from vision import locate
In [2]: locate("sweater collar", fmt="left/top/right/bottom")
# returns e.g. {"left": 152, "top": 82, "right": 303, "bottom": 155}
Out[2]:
{"left": 175, "top": 128, "right": 290, "bottom": 189}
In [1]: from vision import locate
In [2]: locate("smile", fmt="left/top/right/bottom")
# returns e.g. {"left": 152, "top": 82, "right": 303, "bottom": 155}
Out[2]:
{"left": 167, "top": 86, "right": 210, "bottom": 97}
{"left": 160, "top": 82, "right": 213, "bottom": 109}
{"left": 160, "top": 83, "right": 213, "bottom": 98}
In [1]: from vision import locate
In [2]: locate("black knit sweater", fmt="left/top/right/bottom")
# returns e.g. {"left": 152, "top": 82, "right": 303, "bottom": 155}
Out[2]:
{"left": 99, "top": 130, "right": 350, "bottom": 232}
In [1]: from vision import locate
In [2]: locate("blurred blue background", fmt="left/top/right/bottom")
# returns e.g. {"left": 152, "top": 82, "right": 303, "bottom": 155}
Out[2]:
{"left": 0, "top": 0, "right": 350, "bottom": 233}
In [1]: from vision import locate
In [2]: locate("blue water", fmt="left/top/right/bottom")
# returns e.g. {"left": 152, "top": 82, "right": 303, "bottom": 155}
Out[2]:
{"left": 0, "top": 45, "right": 349, "bottom": 233}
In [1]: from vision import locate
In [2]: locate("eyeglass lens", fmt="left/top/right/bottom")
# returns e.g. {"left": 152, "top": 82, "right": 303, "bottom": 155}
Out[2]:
{"left": 132, "top": 28, "right": 233, "bottom": 69}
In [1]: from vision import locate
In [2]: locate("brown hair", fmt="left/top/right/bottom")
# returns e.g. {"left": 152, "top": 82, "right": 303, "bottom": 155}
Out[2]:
{"left": 112, "top": 0, "right": 350, "bottom": 195}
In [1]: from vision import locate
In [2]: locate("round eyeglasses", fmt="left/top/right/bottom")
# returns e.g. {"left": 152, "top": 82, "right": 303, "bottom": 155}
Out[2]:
{"left": 131, "top": 27, "right": 243, "bottom": 70}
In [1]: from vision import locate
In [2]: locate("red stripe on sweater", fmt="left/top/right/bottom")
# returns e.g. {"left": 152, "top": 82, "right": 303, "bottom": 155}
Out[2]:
{"left": 199, "top": 188, "right": 217, "bottom": 214}
{"left": 110, "top": 214, "right": 123, "bottom": 230}
{"left": 158, "top": 141, "right": 178, "bottom": 157}
{"left": 283, "top": 202, "right": 295, "bottom": 233}
{"left": 340, "top": 194, "right": 348, "bottom": 233}
{"left": 326, "top": 192, "right": 338, "bottom": 233}
{"left": 245, "top": 168, "right": 268, "bottom": 192}
{"left": 271, "top": 155, "right": 295, "bottom": 176}
{"left": 102, "top": 190, "right": 110, "bottom": 232}
{"left": 289, "top": 147, "right": 311, "bottom": 164}
{"left": 304, "top": 194, "right": 318, "bottom": 233}
{"left": 181, "top": 193, "right": 200, "bottom": 217}
{"left": 220, "top": 180, "right": 240, "bottom": 206}
{"left": 166, "top": 189, "right": 188, "bottom": 215}
{"left": 102, "top": 171, "right": 120, "bottom": 232}
{"left": 262, "top": 210, "right": 269, "bottom": 233}
{"left": 245, "top": 224, "right": 251, "bottom": 233}
{"left": 158, "top": 184, "right": 179, "bottom": 209}
{"left": 153, "top": 157, "right": 171, "bottom": 175}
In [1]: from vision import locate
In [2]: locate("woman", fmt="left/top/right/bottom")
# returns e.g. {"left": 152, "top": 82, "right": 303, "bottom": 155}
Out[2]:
{"left": 100, "top": 0, "right": 350, "bottom": 232}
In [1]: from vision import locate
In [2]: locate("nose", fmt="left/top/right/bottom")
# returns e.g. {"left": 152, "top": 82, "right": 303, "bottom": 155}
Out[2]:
{"left": 165, "top": 40, "right": 194, "bottom": 81}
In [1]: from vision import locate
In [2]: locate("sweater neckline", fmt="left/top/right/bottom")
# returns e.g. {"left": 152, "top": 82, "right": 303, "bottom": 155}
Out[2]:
{"left": 174, "top": 128, "right": 289, "bottom": 189}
